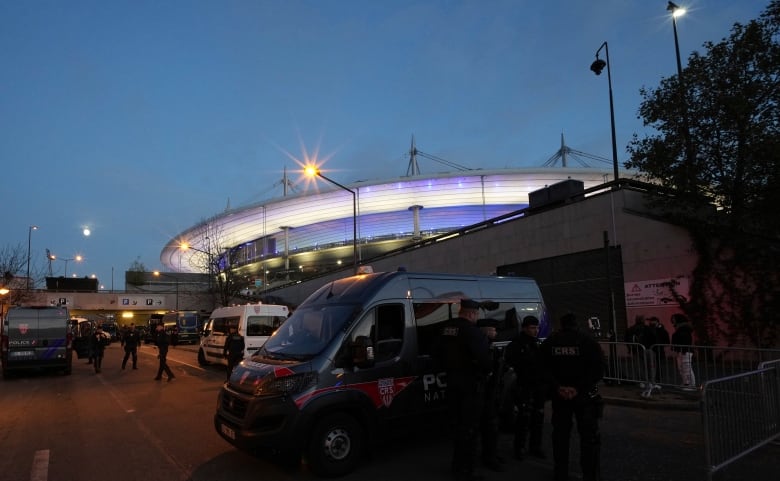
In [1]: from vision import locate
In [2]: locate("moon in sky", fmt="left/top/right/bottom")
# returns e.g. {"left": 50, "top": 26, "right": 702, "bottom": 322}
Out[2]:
{"left": 83, "top": 227, "right": 91, "bottom": 236}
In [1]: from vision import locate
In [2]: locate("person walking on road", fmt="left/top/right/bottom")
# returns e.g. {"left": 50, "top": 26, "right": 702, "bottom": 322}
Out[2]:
{"left": 153, "top": 323, "right": 175, "bottom": 382}
{"left": 223, "top": 325, "right": 245, "bottom": 381}
{"left": 505, "top": 315, "right": 547, "bottom": 461}
{"left": 540, "top": 313, "right": 605, "bottom": 481}
{"left": 90, "top": 326, "right": 110, "bottom": 373}
{"left": 670, "top": 313, "right": 696, "bottom": 390}
{"left": 434, "top": 299, "right": 493, "bottom": 481}
{"left": 121, "top": 323, "right": 141, "bottom": 370}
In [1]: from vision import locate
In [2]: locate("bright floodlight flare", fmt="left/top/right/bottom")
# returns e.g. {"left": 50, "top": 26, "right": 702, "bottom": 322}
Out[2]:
{"left": 667, "top": 1, "right": 686, "bottom": 18}
{"left": 83, "top": 227, "right": 91, "bottom": 236}
{"left": 304, "top": 165, "right": 318, "bottom": 177}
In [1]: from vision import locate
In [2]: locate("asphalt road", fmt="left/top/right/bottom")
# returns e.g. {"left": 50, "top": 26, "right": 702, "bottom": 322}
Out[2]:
{"left": 1, "top": 344, "right": 777, "bottom": 481}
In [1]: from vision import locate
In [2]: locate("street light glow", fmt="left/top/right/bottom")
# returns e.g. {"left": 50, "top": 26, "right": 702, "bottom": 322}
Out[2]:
{"left": 667, "top": 2, "right": 686, "bottom": 18}
{"left": 303, "top": 165, "right": 359, "bottom": 274}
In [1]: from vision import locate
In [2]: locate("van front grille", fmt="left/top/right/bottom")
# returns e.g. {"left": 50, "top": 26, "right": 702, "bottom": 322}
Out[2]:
{"left": 221, "top": 391, "right": 248, "bottom": 419}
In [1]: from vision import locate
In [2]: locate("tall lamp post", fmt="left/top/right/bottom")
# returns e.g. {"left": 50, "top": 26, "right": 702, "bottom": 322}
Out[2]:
{"left": 304, "top": 166, "right": 358, "bottom": 274}
{"left": 667, "top": 1, "right": 694, "bottom": 192}
{"left": 60, "top": 255, "right": 83, "bottom": 277}
{"left": 26, "top": 225, "right": 38, "bottom": 291}
{"left": 180, "top": 243, "right": 214, "bottom": 290}
{"left": 590, "top": 41, "right": 620, "bottom": 183}
{"left": 153, "top": 271, "right": 179, "bottom": 310}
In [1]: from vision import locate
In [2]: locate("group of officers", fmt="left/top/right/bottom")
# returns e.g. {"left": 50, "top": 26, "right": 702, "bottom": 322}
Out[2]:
{"left": 436, "top": 299, "right": 605, "bottom": 481}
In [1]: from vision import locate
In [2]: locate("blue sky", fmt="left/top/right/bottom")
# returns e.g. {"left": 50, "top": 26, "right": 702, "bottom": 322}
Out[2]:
{"left": 0, "top": 0, "right": 768, "bottom": 290}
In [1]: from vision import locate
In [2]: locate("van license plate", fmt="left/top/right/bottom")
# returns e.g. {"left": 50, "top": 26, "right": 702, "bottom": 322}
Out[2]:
{"left": 221, "top": 424, "right": 236, "bottom": 440}
{"left": 10, "top": 351, "right": 35, "bottom": 358}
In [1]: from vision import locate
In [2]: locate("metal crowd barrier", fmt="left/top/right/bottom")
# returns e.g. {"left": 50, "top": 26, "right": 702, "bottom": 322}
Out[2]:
{"left": 598, "top": 342, "right": 780, "bottom": 394}
{"left": 702, "top": 363, "right": 780, "bottom": 480}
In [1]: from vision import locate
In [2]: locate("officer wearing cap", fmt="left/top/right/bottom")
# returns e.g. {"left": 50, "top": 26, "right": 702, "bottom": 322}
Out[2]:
{"left": 540, "top": 313, "right": 605, "bottom": 481}
{"left": 505, "top": 315, "right": 547, "bottom": 461}
{"left": 435, "top": 299, "right": 492, "bottom": 481}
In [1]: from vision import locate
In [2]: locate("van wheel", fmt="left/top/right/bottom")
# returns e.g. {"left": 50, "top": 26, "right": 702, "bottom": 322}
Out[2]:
{"left": 197, "top": 349, "right": 210, "bottom": 366}
{"left": 306, "top": 413, "right": 363, "bottom": 477}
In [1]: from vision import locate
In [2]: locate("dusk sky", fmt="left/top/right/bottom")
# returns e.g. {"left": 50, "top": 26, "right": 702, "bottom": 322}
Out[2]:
{"left": 0, "top": 0, "right": 768, "bottom": 290}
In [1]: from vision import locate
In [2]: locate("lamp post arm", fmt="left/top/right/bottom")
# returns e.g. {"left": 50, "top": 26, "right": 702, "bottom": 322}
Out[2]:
{"left": 316, "top": 172, "right": 359, "bottom": 274}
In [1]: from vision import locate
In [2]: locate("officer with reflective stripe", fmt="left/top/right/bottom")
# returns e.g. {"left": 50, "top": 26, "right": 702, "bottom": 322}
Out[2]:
{"left": 540, "top": 313, "right": 605, "bottom": 481}
{"left": 435, "top": 299, "right": 493, "bottom": 481}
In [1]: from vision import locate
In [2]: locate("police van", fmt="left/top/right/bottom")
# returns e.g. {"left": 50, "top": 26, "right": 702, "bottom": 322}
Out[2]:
{"left": 2, "top": 306, "right": 73, "bottom": 378}
{"left": 198, "top": 303, "right": 289, "bottom": 367}
{"left": 213, "top": 270, "right": 548, "bottom": 476}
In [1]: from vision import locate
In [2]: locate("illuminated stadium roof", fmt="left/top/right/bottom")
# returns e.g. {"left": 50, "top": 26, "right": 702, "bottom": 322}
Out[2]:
{"left": 161, "top": 167, "right": 621, "bottom": 277}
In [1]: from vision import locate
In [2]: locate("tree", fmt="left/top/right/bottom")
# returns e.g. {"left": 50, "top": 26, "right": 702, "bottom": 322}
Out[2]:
{"left": 0, "top": 243, "right": 39, "bottom": 306}
{"left": 126, "top": 258, "right": 148, "bottom": 287}
{"left": 626, "top": 1, "right": 780, "bottom": 347}
{"left": 185, "top": 218, "right": 245, "bottom": 308}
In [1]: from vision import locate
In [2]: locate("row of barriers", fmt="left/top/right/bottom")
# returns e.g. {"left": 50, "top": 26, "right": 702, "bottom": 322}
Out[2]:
{"left": 597, "top": 341, "right": 780, "bottom": 390}
{"left": 596, "top": 341, "right": 780, "bottom": 479}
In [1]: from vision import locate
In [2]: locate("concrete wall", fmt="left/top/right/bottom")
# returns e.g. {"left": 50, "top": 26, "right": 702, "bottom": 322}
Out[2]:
{"left": 269, "top": 188, "right": 698, "bottom": 314}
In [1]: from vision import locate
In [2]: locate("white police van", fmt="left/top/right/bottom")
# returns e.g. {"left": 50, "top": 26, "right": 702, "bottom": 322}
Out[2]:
{"left": 198, "top": 303, "right": 289, "bottom": 367}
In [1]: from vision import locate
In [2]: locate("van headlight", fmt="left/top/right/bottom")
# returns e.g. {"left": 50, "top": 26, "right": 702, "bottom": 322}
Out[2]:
{"left": 255, "top": 371, "right": 318, "bottom": 396}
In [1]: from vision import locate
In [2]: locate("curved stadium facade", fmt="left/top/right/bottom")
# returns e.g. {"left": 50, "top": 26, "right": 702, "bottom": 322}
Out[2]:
{"left": 160, "top": 167, "right": 619, "bottom": 288}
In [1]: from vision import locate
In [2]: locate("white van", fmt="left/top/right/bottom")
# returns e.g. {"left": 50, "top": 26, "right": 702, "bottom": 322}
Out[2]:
{"left": 198, "top": 304, "right": 289, "bottom": 366}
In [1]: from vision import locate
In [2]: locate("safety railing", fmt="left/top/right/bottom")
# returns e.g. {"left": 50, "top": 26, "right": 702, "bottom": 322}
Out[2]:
{"left": 598, "top": 342, "right": 780, "bottom": 395}
{"left": 702, "top": 364, "right": 780, "bottom": 480}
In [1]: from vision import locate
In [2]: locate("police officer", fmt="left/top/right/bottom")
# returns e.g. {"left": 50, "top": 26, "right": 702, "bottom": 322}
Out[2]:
{"left": 505, "top": 315, "right": 547, "bottom": 461}
{"left": 435, "top": 299, "right": 493, "bottom": 481}
{"left": 477, "top": 318, "right": 504, "bottom": 472}
{"left": 153, "top": 323, "right": 175, "bottom": 381}
{"left": 223, "top": 325, "right": 245, "bottom": 381}
{"left": 540, "top": 313, "right": 605, "bottom": 481}
{"left": 121, "top": 323, "right": 141, "bottom": 370}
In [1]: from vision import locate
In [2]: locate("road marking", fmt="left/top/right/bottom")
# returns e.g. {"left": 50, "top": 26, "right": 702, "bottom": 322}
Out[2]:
{"left": 30, "top": 450, "right": 49, "bottom": 481}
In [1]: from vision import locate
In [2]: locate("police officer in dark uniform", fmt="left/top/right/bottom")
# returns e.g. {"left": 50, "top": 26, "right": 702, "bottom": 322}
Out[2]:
{"left": 153, "top": 323, "right": 175, "bottom": 381}
{"left": 505, "top": 315, "right": 547, "bottom": 460}
{"left": 223, "top": 325, "right": 246, "bottom": 381}
{"left": 435, "top": 299, "right": 493, "bottom": 481}
{"left": 121, "top": 323, "right": 141, "bottom": 370}
{"left": 540, "top": 313, "right": 605, "bottom": 481}
{"left": 477, "top": 318, "right": 505, "bottom": 472}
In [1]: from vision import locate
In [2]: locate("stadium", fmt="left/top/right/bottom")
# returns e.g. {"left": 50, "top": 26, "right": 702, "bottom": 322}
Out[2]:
{"left": 160, "top": 143, "right": 625, "bottom": 289}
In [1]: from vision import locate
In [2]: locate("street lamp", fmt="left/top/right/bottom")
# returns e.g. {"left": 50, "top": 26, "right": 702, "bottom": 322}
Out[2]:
{"left": 26, "top": 225, "right": 38, "bottom": 291}
{"left": 153, "top": 271, "right": 179, "bottom": 310}
{"left": 0, "top": 287, "right": 9, "bottom": 320}
{"left": 180, "top": 242, "right": 214, "bottom": 290}
{"left": 305, "top": 166, "right": 358, "bottom": 274}
{"left": 60, "top": 255, "right": 83, "bottom": 277}
{"left": 590, "top": 42, "right": 620, "bottom": 183}
{"left": 667, "top": 1, "right": 695, "bottom": 192}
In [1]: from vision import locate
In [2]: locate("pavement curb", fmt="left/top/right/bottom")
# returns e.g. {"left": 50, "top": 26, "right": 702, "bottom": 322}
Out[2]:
{"left": 603, "top": 394, "right": 701, "bottom": 411}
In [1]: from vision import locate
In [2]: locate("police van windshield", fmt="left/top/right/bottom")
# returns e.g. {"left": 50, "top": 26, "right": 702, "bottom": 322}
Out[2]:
{"left": 261, "top": 304, "right": 357, "bottom": 359}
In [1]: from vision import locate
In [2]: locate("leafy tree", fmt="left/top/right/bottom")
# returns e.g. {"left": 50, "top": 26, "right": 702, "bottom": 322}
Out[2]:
{"left": 626, "top": 1, "right": 780, "bottom": 347}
